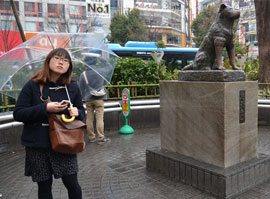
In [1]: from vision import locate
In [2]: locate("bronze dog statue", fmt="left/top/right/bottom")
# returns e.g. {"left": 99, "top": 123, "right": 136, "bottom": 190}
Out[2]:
{"left": 183, "top": 4, "right": 240, "bottom": 70}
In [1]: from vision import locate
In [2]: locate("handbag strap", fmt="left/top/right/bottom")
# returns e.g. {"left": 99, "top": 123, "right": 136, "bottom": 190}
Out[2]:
{"left": 82, "top": 71, "right": 104, "bottom": 92}
{"left": 39, "top": 84, "right": 51, "bottom": 103}
{"left": 83, "top": 71, "right": 98, "bottom": 90}
{"left": 82, "top": 71, "right": 89, "bottom": 85}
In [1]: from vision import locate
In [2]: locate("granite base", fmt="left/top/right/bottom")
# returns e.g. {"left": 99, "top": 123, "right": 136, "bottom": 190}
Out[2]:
{"left": 146, "top": 147, "right": 270, "bottom": 199}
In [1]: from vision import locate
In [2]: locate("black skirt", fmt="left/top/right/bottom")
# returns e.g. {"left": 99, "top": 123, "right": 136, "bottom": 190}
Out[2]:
{"left": 25, "top": 147, "right": 78, "bottom": 182}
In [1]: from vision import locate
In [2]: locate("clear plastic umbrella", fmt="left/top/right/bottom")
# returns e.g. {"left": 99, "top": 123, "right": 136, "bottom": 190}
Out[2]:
{"left": 0, "top": 32, "right": 118, "bottom": 99}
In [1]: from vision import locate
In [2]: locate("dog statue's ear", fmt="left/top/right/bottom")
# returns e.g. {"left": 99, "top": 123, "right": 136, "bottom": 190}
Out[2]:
{"left": 218, "top": 4, "right": 227, "bottom": 12}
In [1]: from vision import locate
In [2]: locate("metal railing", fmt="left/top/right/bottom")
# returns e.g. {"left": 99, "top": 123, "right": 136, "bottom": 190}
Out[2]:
{"left": 0, "top": 83, "right": 160, "bottom": 112}
{"left": 1, "top": 82, "right": 270, "bottom": 112}
{"left": 106, "top": 83, "right": 160, "bottom": 100}
{"left": 0, "top": 99, "right": 160, "bottom": 130}
{"left": 258, "top": 83, "right": 270, "bottom": 98}
{"left": 1, "top": 97, "right": 270, "bottom": 131}
{"left": 258, "top": 99, "right": 270, "bottom": 108}
{"left": 0, "top": 94, "right": 17, "bottom": 112}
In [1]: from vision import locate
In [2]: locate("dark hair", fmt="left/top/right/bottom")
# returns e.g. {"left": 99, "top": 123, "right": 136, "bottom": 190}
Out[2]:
{"left": 31, "top": 48, "right": 73, "bottom": 85}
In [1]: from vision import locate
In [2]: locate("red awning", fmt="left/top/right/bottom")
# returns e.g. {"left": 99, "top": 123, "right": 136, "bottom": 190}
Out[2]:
{"left": 0, "top": 31, "right": 23, "bottom": 56}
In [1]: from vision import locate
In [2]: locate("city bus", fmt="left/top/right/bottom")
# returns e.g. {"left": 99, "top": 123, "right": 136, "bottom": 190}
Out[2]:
{"left": 107, "top": 41, "right": 198, "bottom": 71}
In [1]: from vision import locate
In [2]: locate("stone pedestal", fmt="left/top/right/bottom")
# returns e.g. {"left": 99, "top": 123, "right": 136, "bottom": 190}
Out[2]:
{"left": 160, "top": 80, "right": 257, "bottom": 168}
{"left": 146, "top": 71, "right": 270, "bottom": 198}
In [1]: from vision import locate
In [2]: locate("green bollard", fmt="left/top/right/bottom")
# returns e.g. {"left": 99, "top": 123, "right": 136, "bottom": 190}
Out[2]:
{"left": 119, "top": 116, "right": 134, "bottom": 134}
{"left": 119, "top": 88, "right": 134, "bottom": 134}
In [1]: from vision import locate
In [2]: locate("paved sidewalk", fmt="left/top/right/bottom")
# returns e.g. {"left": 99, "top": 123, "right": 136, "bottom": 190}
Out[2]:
{"left": 1, "top": 127, "right": 270, "bottom": 199}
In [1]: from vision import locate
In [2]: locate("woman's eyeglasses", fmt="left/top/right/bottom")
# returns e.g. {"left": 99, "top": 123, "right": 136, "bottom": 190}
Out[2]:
{"left": 53, "top": 56, "right": 70, "bottom": 64}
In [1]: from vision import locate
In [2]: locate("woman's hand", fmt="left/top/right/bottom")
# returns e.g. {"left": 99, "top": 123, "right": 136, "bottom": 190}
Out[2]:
{"left": 46, "top": 102, "right": 67, "bottom": 113}
{"left": 68, "top": 106, "right": 79, "bottom": 117}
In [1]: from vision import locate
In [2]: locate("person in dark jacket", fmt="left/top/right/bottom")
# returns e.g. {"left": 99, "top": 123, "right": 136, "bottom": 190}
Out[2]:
{"left": 79, "top": 55, "right": 110, "bottom": 144}
{"left": 13, "top": 48, "right": 85, "bottom": 199}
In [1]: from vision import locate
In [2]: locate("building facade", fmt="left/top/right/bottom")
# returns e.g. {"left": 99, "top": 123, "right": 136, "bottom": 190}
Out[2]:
{"left": 197, "top": 0, "right": 257, "bottom": 46}
{"left": 238, "top": 0, "right": 257, "bottom": 57}
{"left": 193, "top": 0, "right": 257, "bottom": 56}
{"left": 0, "top": 0, "right": 191, "bottom": 48}
{"left": 238, "top": 0, "right": 256, "bottom": 43}
{"left": 0, "top": 0, "right": 111, "bottom": 33}
{"left": 109, "top": 0, "right": 192, "bottom": 47}
{"left": 133, "top": 0, "right": 189, "bottom": 47}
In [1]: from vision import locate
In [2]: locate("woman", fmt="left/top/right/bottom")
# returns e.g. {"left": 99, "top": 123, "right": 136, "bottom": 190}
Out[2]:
{"left": 13, "top": 48, "right": 85, "bottom": 199}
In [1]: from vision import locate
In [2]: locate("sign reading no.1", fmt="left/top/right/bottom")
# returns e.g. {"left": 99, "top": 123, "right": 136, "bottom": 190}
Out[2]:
{"left": 87, "top": 1, "right": 110, "bottom": 18}
{"left": 122, "top": 88, "right": 130, "bottom": 117}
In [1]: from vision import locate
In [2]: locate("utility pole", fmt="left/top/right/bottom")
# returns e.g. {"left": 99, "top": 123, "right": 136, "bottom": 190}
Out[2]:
{"left": 10, "top": 0, "right": 26, "bottom": 42}
{"left": 185, "top": 0, "right": 191, "bottom": 47}
{"left": 189, "top": 0, "right": 192, "bottom": 47}
{"left": 196, "top": 0, "right": 198, "bottom": 16}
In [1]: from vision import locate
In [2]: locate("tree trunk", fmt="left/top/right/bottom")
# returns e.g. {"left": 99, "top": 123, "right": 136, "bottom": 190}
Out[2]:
{"left": 254, "top": 0, "right": 270, "bottom": 83}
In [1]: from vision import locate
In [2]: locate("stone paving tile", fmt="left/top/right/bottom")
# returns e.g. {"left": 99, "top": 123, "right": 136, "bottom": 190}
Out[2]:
{"left": 1, "top": 127, "right": 270, "bottom": 198}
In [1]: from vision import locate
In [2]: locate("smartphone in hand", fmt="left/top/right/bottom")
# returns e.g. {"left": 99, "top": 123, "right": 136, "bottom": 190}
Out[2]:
{"left": 60, "top": 100, "right": 70, "bottom": 105}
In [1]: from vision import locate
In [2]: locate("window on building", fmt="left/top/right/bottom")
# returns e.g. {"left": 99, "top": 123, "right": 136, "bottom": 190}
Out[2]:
{"left": 247, "top": 34, "right": 257, "bottom": 43}
{"left": 38, "top": 3, "right": 43, "bottom": 17}
{"left": 70, "top": 24, "right": 81, "bottom": 33}
{"left": 70, "top": 5, "right": 80, "bottom": 15}
{"left": 250, "top": 11, "right": 255, "bottom": 18}
{"left": 135, "top": 0, "right": 161, "bottom": 9}
{"left": 249, "top": 23, "right": 256, "bottom": 32}
{"left": 24, "top": 2, "right": 36, "bottom": 13}
{"left": 24, "top": 2, "right": 43, "bottom": 17}
{"left": 0, "top": 1, "right": 11, "bottom": 10}
{"left": 244, "top": 23, "right": 249, "bottom": 32}
{"left": 171, "top": 1, "right": 181, "bottom": 11}
{"left": 61, "top": 23, "right": 67, "bottom": 32}
{"left": 82, "top": 6, "right": 86, "bottom": 18}
{"left": 0, "top": 1, "right": 19, "bottom": 15}
{"left": 239, "top": 0, "right": 250, "bottom": 8}
{"left": 69, "top": 5, "right": 86, "bottom": 19}
{"left": 82, "top": 24, "right": 87, "bottom": 32}
{"left": 25, "top": 22, "right": 37, "bottom": 32}
{"left": 39, "top": 22, "right": 44, "bottom": 31}
{"left": 0, "top": 20, "right": 13, "bottom": 31}
{"left": 48, "top": 4, "right": 64, "bottom": 17}
{"left": 111, "top": 0, "right": 117, "bottom": 7}
{"left": 48, "top": 4, "right": 58, "bottom": 15}
{"left": 148, "top": 31, "right": 162, "bottom": 41}
{"left": 48, "top": 23, "right": 60, "bottom": 32}
{"left": 69, "top": 5, "right": 80, "bottom": 18}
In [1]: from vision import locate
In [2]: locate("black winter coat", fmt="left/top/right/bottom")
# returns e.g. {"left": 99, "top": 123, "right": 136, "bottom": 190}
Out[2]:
{"left": 13, "top": 80, "right": 85, "bottom": 148}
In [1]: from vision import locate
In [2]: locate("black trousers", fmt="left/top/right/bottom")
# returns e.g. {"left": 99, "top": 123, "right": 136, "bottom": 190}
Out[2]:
{"left": 37, "top": 173, "right": 82, "bottom": 199}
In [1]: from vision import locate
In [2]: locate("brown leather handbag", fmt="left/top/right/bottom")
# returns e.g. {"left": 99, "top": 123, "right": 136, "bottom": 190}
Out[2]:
{"left": 49, "top": 114, "right": 86, "bottom": 154}
{"left": 40, "top": 85, "right": 86, "bottom": 154}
